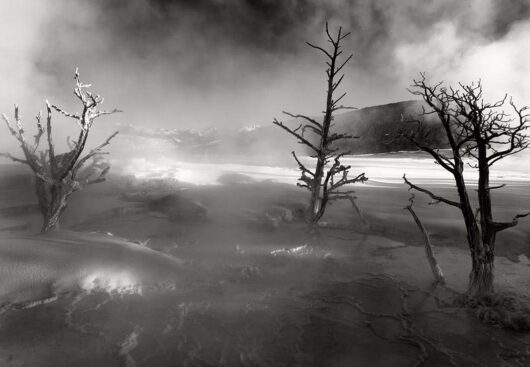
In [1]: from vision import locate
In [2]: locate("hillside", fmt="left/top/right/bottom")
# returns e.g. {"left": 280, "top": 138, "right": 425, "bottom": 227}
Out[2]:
{"left": 331, "top": 100, "right": 447, "bottom": 154}
{"left": 118, "top": 100, "right": 447, "bottom": 157}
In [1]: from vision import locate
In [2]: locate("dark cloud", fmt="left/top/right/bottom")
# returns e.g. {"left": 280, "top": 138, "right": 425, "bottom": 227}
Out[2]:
{"left": 152, "top": 0, "right": 320, "bottom": 52}
{"left": 16, "top": 0, "right": 530, "bottom": 133}
{"left": 490, "top": 0, "right": 530, "bottom": 38}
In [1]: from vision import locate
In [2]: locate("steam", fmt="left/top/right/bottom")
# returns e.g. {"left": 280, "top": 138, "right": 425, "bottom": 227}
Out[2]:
{"left": 0, "top": 1, "right": 52, "bottom": 152}
{"left": 395, "top": 14, "right": 530, "bottom": 104}
{"left": 1, "top": 0, "right": 529, "bottom": 155}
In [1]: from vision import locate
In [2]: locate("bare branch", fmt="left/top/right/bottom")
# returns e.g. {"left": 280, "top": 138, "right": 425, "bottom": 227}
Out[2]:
{"left": 305, "top": 42, "right": 332, "bottom": 59}
{"left": 302, "top": 124, "right": 322, "bottom": 137}
{"left": 83, "top": 165, "right": 110, "bottom": 186}
{"left": 0, "top": 152, "right": 28, "bottom": 164}
{"left": 474, "top": 184, "right": 506, "bottom": 192}
{"left": 282, "top": 111, "right": 323, "bottom": 129}
{"left": 93, "top": 108, "right": 123, "bottom": 119}
{"left": 403, "top": 174, "right": 461, "bottom": 208}
{"left": 272, "top": 118, "right": 319, "bottom": 152}
{"left": 32, "top": 111, "right": 45, "bottom": 153}
{"left": 331, "top": 106, "right": 357, "bottom": 112}
{"left": 333, "top": 92, "right": 347, "bottom": 106}
{"left": 335, "top": 54, "right": 353, "bottom": 74}
{"left": 494, "top": 212, "right": 530, "bottom": 232}
{"left": 73, "top": 131, "right": 119, "bottom": 174}
{"left": 404, "top": 192, "right": 445, "bottom": 284}
{"left": 332, "top": 74, "right": 345, "bottom": 92}
{"left": 292, "top": 151, "right": 314, "bottom": 177}
{"left": 416, "top": 144, "right": 455, "bottom": 173}
{"left": 45, "top": 101, "right": 58, "bottom": 176}
{"left": 327, "top": 132, "right": 359, "bottom": 143}
{"left": 2, "top": 109, "right": 23, "bottom": 143}
{"left": 50, "top": 103, "right": 81, "bottom": 121}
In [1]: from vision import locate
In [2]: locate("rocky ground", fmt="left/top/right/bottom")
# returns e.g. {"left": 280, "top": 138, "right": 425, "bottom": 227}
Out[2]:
{"left": 0, "top": 164, "right": 530, "bottom": 366}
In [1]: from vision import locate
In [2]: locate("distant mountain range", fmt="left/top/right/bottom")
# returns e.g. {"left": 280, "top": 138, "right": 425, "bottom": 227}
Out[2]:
{"left": 118, "top": 100, "right": 447, "bottom": 157}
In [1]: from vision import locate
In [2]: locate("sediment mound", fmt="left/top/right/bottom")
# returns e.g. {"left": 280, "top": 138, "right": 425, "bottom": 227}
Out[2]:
{"left": 0, "top": 230, "right": 186, "bottom": 304}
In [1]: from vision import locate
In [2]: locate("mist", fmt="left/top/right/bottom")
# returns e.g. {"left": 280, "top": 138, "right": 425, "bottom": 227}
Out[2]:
{"left": 1, "top": 0, "right": 529, "bottom": 150}
{"left": 1, "top": 0, "right": 530, "bottom": 220}
{"left": 3, "top": 2, "right": 530, "bottom": 365}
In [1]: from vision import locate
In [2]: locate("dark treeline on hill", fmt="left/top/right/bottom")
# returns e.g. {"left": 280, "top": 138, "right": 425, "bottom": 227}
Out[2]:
{"left": 331, "top": 100, "right": 447, "bottom": 154}
{"left": 120, "top": 100, "right": 447, "bottom": 157}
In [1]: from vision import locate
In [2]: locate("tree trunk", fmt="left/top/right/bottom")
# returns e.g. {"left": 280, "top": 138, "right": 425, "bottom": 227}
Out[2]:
{"left": 41, "top": 200, "right": 67, "bottom": 232}
{"left": 35, "top": 177, "right": 71, "bottom": 233}
{"left": 470, "top": 144, "right": 496, "bottom": 296}
{"left": 34, "top": 176, "right": 49, "bottom": 220}
{"left": 405, "top": 204, "right": 445, "bottom": 284}
{"left": 308, "top": 155, "right": 325, "bottom": 226}
{"left": 307, "top": 38, "right": 338, "bottom": 228}
{"left": 448, "top": 159, "right": 495, "bottom": 296}
{"left": 468, "top": 251, "right": 494, "bottom": 296}
{"left": 461, "top": 211, "right": 494, "bottom": 296}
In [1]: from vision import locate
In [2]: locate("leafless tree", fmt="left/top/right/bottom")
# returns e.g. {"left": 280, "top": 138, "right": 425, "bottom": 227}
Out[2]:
{"left": 1, "top": 69, "right": 120, "bottom": 232}
{"left": 403, "top": 74, "right": 529, "bottom": 297}
{"left": 404, "top": 192, "right": 445, "bottom": 285}
{"left": 273, "top": 23, "right": 367, "bottom": 227}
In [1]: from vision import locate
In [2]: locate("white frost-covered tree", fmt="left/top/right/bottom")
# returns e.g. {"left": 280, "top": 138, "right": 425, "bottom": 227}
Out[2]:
{"left": 1, "top": 69, "right": 120, "bottom": 232}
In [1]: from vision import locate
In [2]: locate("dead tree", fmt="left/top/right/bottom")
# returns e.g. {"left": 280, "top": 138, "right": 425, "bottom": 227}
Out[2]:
{"left": 404, "top": 192, "right": 445, "bottom": 285}
{"left": 1, "top": 69, "right": 120, "bottom": 232}
{"left": 403, "top": 74, "right": 529, "bottom": 297}
{"left": 273, "top": 23, "right": 367, "bottom": 227}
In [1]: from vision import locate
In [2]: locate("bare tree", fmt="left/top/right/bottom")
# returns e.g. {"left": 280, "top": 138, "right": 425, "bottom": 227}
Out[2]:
{"left": 273, "top": 23, "right": 367, "bottom": 227}
{"left": 1, "top": 69, "right": 120, "bottom": 232}
{"left": 404, "top": 192, "right": 445, "bottom": 285}
{"left": 403, "top": 74, "right": 529, "bottom": 297}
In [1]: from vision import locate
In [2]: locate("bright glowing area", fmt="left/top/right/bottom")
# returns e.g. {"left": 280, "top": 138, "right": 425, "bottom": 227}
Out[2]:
{"left": 118, "top": 153, "right": 530, "bottom": 188}
{"left": 80, "top": 269, "right": 142, "bottom": 295}
{"left": 119, "top": 157, "right": 301, "bottom": 186}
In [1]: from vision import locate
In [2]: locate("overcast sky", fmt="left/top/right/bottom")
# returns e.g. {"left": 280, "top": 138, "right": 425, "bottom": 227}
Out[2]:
{"left": 1, "top": 0, "right": 529, "bottom": 145}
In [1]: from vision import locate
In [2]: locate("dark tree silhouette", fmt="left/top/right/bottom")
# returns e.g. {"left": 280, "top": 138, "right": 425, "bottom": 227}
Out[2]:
{"left": 403, "top": 74, "right": 529, "bottom": 297}
{"left": 1, "top": 69, "right": 120, "bottom": 232}
{"left": 273, "top": 23, "right": 367, "bottom": 227}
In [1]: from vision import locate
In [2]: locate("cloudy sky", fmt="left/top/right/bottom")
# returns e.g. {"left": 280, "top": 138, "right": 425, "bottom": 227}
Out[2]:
{"left": 1, "top": 0, "right": 529, "bottom": 146}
